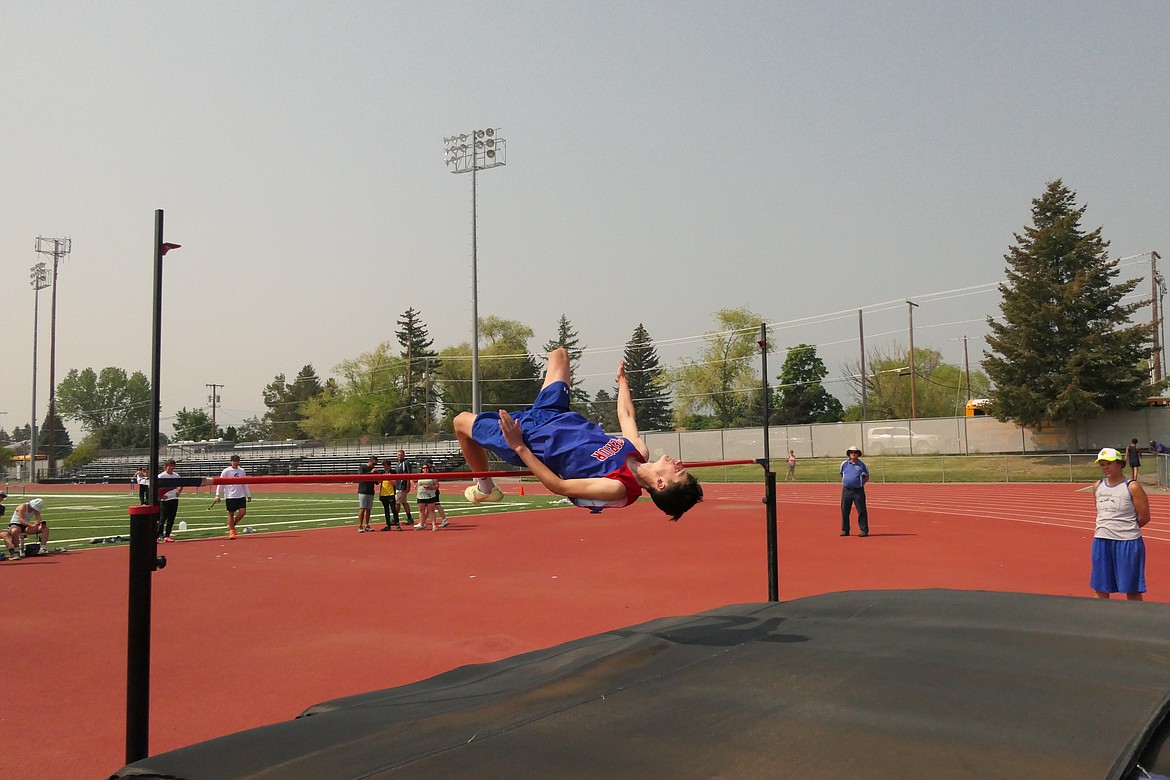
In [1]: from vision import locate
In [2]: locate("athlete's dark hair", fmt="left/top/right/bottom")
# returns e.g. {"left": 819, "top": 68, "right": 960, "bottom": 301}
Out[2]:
{"left": 646, "top": 474, "right": 703, "bottom": 521}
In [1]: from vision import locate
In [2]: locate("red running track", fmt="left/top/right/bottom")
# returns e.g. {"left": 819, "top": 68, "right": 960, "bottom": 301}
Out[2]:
{"left": 8, "top": 482, "right": 1170, "bottom": 779}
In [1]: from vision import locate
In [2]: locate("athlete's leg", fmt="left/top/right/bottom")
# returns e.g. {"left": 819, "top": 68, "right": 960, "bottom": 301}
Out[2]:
{"left": 455, "top": 412, "right": 491, "bottom": 472}
{"left": 543, "top": 347, "right": 571, "bottom": 390}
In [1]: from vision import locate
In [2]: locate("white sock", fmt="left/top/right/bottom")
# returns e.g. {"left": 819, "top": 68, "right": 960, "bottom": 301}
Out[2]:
{"left": 477, "top": 478, "right": 496, "bottom": 493}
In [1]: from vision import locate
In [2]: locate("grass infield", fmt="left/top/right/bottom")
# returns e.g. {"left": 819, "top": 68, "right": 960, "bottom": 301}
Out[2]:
{"left": 20, "top": 490, "right": 572, "bottom": 554}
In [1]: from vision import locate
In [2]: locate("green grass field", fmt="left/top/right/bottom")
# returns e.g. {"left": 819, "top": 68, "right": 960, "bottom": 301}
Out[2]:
{"left": 11, "top": 490, "right": 570, "bottom": 554}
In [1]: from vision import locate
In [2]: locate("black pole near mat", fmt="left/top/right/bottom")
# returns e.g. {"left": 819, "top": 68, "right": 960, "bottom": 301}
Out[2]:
{"left": 126, "top": 211, "right": 181, "bottom": 763}
{"left": 126, "top": 504, "right": 163, "bottom": 762}
{"left": 757, "top": 323, "right": 779, "bottom": 602}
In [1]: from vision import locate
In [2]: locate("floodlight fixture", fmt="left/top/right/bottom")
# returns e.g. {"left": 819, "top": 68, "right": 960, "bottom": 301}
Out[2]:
{"left": 442, "top": 127, "right": 508, "bottom": 414}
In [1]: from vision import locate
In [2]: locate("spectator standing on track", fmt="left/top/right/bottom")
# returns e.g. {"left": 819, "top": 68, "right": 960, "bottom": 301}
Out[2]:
{"left": 1125, "top": 438, "right": 1142, "bottom": 481}
{"left": 1091, "top": 447, "right": 1150, "bottom": 601}
{"left": 214, "top": 455, "right": 252, "bottom": 540}
{"left": 415, "top": 461, "right": 444, "bottom": 530}
{"left": 839, "top": 446, "right": 870, "bottom": 537}
{"left": 393, "top": 449, "right": 416, "bottom": 529}
{"left": 785, "top": 450, "right": 796, "bottom": 482}
{"left": 157, "top": 459, "right": 183, "bottom": 543}
{"left": 134, "top": 466, "right": 150, "bottom": 504}
{"left": 454, "top": 348, "right": 702, "bottom": 520}
{"left": 357, "top": 455, "right": 377, "bottom": 532}
{"left": 378, "top": 458, "right": 402, "bottom": 531}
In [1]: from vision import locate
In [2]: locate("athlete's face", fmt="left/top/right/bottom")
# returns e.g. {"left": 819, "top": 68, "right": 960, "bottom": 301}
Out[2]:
{"left": 646, "top": 454, "right": 689, "bottom": 490}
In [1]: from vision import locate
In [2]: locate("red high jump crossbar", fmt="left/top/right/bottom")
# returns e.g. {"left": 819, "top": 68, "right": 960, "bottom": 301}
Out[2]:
{"left": 208, "top": 460, "right": 761, "bottom": 486}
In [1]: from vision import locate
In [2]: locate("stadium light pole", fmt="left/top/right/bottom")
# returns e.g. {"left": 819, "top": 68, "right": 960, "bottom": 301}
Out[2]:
{"left": 29, "top": 263, "right": 49, "bottom": 482}
{"left": 444, "top": 128, "right": 506, "bottom": 414}
{"left": 35, "top": 236, "right": 72, "bottom": 478}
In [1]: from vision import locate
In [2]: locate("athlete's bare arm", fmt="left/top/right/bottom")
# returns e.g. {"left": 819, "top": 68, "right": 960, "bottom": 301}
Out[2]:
{"left": 498, "top": 410, "right": 626, "bottom": 501}
{"left": 615, "top": 361, "right": 649, "bottom": 459}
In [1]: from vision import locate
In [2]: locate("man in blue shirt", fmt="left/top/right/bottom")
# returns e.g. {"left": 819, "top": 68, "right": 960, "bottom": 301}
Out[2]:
{"left": 840, "top": 445, "right": 870, "bottom": 537}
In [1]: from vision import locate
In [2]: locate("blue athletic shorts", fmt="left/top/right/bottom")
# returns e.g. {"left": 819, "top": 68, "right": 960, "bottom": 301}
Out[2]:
{"left": 1090, "top": 537, "right": 1146, "bottom": 594}
{"left": 470, "top": 381, "right": 571, "bottom": 466}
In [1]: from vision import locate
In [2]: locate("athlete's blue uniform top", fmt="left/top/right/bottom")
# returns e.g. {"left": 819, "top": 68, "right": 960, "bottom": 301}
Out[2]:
{"left": 470, "top": 381, "right": 644, "bottom": 510}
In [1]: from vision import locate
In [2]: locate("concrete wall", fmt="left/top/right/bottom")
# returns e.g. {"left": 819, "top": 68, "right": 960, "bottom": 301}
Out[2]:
{"left": 644, "top": 408, "right": 1170, "bottom": 462}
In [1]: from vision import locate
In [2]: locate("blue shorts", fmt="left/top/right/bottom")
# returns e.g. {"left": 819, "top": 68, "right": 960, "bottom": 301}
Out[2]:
{"left": 1090, "top": 537, "right": 1146, "bottom": 594}
{"left": 470, "top": 381, "right": 571, "bottom": 467}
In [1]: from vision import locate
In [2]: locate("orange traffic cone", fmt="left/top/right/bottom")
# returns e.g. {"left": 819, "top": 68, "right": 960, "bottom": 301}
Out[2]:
{"left": 518, "top": 483, "right": 525, "bottom": 497}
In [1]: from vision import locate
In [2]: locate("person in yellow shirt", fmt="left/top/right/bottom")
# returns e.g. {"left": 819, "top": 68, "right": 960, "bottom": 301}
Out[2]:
{"left": 378, "top": 458, "right": 403, "bottom": 531}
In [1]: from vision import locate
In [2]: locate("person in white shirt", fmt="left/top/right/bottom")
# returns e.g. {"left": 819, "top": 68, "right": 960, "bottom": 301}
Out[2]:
{"left": 1091, "top": 447, "right": 1151, "bottom": 600}
{"left": 133, "top": 466, "right": 150, "bottom": 504}
{"left": 158, "top": 460, "right": 183, "bottom": 542}
{"left": 2, "top": 496, "right": 48, "bottom": 558}
{"left": 214, "top": 455, "right": 253, "bottom": 540}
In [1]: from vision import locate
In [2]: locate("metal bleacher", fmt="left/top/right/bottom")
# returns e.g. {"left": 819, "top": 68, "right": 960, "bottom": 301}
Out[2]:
{"left": 73, "top": 439, "right": 468, "bottom": 482}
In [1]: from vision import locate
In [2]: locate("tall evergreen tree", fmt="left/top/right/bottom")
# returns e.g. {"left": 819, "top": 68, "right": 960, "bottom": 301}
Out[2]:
{"left": 774, "top": 344, "right": 844, "bottom": 424}
{"left": 623, "top": 324, "right": 673, "bottom": 430}
{"left": 588, "top": 388, "right": 621, "bottom": 433}
{"left": 983, "top": 180, "right": 1159, "bottom": 432}
{"left": 542, "top": 314, "right": 590, "bottom": 409}
{"left": 395, "top": 308, "right": 438, "bottom": 434}
{"left": 38, "top": 410, "right": 74, "bottom": 457}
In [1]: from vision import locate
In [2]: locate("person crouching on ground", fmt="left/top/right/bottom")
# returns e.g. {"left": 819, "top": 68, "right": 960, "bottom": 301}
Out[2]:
{"left": 4, "top": 497, "right": 49, "bottom": 558}
{"left": 453, "top": 348, "right": 702, "bottom": 520}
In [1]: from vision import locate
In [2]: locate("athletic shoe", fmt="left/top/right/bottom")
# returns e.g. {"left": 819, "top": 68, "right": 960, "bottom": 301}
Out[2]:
{"left": 464, "top": 484, "right": 504, "bottom": 503}
{"left": 164, "top": 536, "right": 175, "bottom": 543}
{"left": 439, "top": 519, "right": 449, "bottom": 528}
{"left": 413, "top": 523, "right": 423, "bottom": 530}
{"left": 228, "top": 530, "right": 237, "bottom": 540}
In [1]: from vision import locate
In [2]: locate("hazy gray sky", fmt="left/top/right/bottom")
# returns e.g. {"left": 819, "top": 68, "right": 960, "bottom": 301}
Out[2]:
{"left": 3, "top": 1, "right": 1168, "bottom": 439}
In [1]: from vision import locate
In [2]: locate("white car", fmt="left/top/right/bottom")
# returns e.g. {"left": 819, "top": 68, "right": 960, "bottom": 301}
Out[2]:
{"left": 865, "top": 426, "right": 942, "bottom": 455}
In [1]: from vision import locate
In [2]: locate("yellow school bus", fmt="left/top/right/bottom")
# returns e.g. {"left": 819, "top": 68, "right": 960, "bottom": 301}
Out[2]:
{"left": 965, "top": 399, "right": 993, "bottom": 417}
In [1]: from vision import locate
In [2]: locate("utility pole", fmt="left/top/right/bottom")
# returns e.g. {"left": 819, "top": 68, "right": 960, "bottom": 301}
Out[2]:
{"left": 907, "top": 300, "right": 919, "bottom": 419}
{"left": 206, "top": 384, "right": 224, "bottom": 438}
{"left": 858, "top": 309, "right": 867, "bottom": 421}
{"left": 1153, "top": 251, "right": 1165, "bottom": 384}
{"left": 963, "top": 335, "right": 972, "bottom": 400}
{"left": 35, "top": 236, "right": 72, "bottom": 478}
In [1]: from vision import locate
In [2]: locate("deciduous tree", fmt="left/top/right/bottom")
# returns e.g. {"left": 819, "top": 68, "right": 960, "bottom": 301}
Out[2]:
{"left": 300, "top": 345, "right": 406, "bottom": 439}
{"left": 436, "top": 317, "right": 541, "bottom": 427}
{"left": 774, "top": 344, "right": 844, "bottom": 424}
{"left": 173, "top": 407, "right": 214, "bottom": 441}
{"left": 262, "top": 365, "right": 325, "bottom": 439}
{"left": 56, "top": 367, "right": 152, "bottom": 447}
{"left": 672, "top": 308, "right": 765, "bottom": 428}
